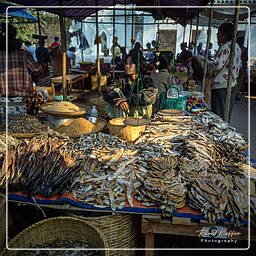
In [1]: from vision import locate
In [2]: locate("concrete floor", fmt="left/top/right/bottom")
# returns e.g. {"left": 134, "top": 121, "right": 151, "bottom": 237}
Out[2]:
{"left": 230, "top": 95, "right": 256, "bottom": 160}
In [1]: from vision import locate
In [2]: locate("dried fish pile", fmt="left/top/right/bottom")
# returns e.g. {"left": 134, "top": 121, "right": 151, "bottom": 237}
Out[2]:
{"left": 194, "top": 112, "right": 247, "bottom": 151}
{"left": 0, "top": 114, "right": 51, "bottom": 133}
{"left": 16, "top": 240, "right": 101, "bottom": 256}
{"left": 71, "top": 133, "right": 187, "bottom": 212}
{"left": 184, "top": 173, "right": 248, "bottom": 225}
{"left": 0, "top": 136, "right": 81, "bottom": 197}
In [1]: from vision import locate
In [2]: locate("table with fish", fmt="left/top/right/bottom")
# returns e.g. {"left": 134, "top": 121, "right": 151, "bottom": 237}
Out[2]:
{"left": 1, "top": 112, "right": 255, "bottom": 250}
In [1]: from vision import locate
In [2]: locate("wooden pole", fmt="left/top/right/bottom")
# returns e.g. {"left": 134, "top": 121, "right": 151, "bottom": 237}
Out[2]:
{"left": 36, "top": 10, "right": 41, "bottom": 36}
{"left": 112, "top": 0, "right": 116, "bottom": 80}
{"left": 131, "top": 7, "right": 134, "bottom": 48}
{"left": 224, "top": 1, "right": 241, "bottom": 122}
{"left": 194, "top": 10, "right": 199, "bottom": 56}
{"left": 95, "top": 0, "right": 101, "bottom": 91}
{"left": 59, "top": 15, "right": 67, "bottom": 101}
{"left": 201, "top": 0, "right": 213, "bottom": 93}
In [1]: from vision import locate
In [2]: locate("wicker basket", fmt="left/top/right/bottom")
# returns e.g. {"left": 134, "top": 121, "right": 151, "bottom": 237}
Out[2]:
{"left": 108, "top": 117, "right": 146, "bottom": 142}
{"left": 0, "top": 198, "right": 5, "bottom": 249}
{"left": 4, "top": 217, "right": 108, "bottom": 256}
{"left": 81, "top": 214, "right": 139, "bottom": 256}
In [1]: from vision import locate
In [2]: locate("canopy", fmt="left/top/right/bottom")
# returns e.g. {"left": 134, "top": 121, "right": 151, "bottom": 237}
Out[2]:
{"left": 0, "top": 3, "right": 38, "bottom": 21}
{"left": 6, "top": 0, "right": 211, "bottom": 25}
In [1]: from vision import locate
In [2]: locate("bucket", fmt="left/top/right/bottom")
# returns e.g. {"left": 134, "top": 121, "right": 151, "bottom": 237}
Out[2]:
{"left": 108, "top": 117, "right": 146, "bottom": 142}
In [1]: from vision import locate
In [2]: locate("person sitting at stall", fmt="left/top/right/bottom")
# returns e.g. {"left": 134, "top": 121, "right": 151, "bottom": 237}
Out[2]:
{"left": 36, "top": 39, "right": 51, "bottom": 77}
{"left": 0, "top": 24, "right": 43, "bottom": 115}
{"left": 150, "top": 52, "right": 173, "bottom": 112}
{"left": 103, "top": 48, "right": 158, "bottom": 119}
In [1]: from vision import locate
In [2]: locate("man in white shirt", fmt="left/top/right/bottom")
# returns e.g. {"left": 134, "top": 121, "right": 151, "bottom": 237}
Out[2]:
{"left": 210, "top": 23, "right": 241, "bottom": 121}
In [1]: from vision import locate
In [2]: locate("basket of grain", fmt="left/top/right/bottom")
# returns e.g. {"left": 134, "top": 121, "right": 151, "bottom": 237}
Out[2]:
{"left": 56, "top": 117, "right": 107, "bottom": 138}
{"left": 108, "top": 117, "right": 146, "bottom": 142}
{"left": 4, "top": 217, "right": 108, "bottom": 256}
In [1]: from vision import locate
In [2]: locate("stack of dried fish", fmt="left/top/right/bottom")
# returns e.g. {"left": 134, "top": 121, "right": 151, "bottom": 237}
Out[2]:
{"left": 194, "top": 112, "right": 247, "bottom": 151}
{"left": 0, "top": 136, "right": 81, "bottom": 197}
{"left": 0, "top": 114, "right": 51, "bottom": 133}
{"left": 16, "top": 240, "right": 101, "bottom": 256}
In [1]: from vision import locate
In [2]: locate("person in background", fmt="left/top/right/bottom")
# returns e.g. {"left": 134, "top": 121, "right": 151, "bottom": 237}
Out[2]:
{"left": 36, "top": 39, "right": 50, "bottom": 77}
{"left": 236, "top": 36, "right": 248, "bottom": 100}
{"left": 50, "top": 36, "right": 60, "bottom": 49}
{"left": 103, "top": 48, "right": 158, "bottom": 119}
{"left": 67, "top": 46, "right": 76, "bottom": 67}
{"left": 24, "top": 41, "right": 37, "bottom": 62}
{"left": 0, "top": 24, "right": 42, "bottom": 114}
{"left": 177, "top": 42, "right": 192, "bottom": 70}
{"left": 197, "top": 42, "right": 204, "bottom": 55}
{"left": 150, "top": 52, "right": 173, "bottom": 112}
{"left": 145, "top": 42, "right": 154, "bottom": 63}
{"left": 204, "top": 42, "right": 214, "bottom": 61}
{"left": 188, "top": 42, "right": 196, "bottom": 56}
{"left": 209, "top": 23, "right": 241, "bottom": 121}
{"left": 151, "top": 40, "right": 157, "bottom": 49}
{"left": 111, "top": 41, "right": 121, "bottom": 65}
{"left": 116, "top": 47, "right": 127, "bottom": 70}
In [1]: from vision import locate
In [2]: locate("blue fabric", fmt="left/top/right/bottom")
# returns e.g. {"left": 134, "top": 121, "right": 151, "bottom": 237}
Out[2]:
{"left": 8, "top": 194, "right": 249, "bottom": 225}
{"left": 0, "top": 3, "right": 37, "bottom": 21}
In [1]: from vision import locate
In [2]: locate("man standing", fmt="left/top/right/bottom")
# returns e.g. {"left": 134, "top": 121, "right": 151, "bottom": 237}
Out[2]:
{"left": 210, "top": 23, "right": 241, "bottom": 121}
{"left": 36, "top": 39, "right": 51, "bottom": 77}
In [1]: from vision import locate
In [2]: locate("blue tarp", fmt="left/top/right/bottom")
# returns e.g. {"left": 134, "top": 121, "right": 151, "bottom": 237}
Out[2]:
{"left": 0, "top": 3, "right": 37, "bottom": 21}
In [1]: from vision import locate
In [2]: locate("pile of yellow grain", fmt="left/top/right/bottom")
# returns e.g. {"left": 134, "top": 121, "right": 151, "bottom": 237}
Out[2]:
{"left": 44, "top": 101, "right": 80, "bottom": 112}
{"left": 57, "top": 118, "right": 95, "bottom": 135}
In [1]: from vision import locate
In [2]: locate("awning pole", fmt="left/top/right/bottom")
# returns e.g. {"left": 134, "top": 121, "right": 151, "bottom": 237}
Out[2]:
{"left": 59, "top": 14, "right": 67, "bottom": 101}
{"left": 131, "top": 7, "right": 134, "bottom": 48}
{"left": 112, "top": 0, "right": 116, "bottom": 80}
{"left": 189, "top": 18, "right": 193, "bottom": 43}
{"left": 202, "top": 0, "right": 213, "bottom": 93}
{"left": 95, "top": 0, "right": 101, "bottom": 90}
{"left": 224, "top": 0, "right": 241, "bottom": 122}
{"left": 182, "top": 25, "right": 186, "bottom": 43}
{"left": 36, "top": 10, "right": 41, "bottom": 36}
{"left": 194, "top": 10, "right": 199, "bottom": 56}
{"left": 81, "top": 22, "right": 84, "bottom": 62}
{"left": 124, "top": 0, "right": 127, "bottom": 49}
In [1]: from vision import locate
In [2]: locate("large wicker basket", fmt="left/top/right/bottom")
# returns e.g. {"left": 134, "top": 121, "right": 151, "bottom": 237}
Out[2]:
{"left": 81, "top": 214, "right": 139, "bottom": 256}
{"left": 0, "top": 198, "right": 5, "bottom": 249}
{"left": 4, "top": 217, "right": 109, "bottom": 256}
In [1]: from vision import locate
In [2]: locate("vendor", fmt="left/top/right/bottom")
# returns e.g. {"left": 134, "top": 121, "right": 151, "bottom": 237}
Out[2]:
{"left": 103, "top": 48, "right": 158, "bottom": 119}
{"left": 0, "top": 24, "right": 43, "bottom": 115}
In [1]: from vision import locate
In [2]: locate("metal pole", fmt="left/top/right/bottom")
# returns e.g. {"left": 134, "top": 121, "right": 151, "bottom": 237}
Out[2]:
{"left": 189, "top": 18, "right": 193, "bottom": 43}
{"left": 112, "top": 0, "right": 116, "bottom": 80}
{"left": 124, "top": 0, "right": 127, "bottom": 49}
{"left": 202, "top": 1, "right": 213, "bottom": 93}
{"left": 95, "top": 0, "right": 101, "bottom": 91}
{"left": 81, "top": 22, "right": 84, "bottom": 62}
{"left": 182, "top": 25, "right": 186, "bottom": 43}
{"left": 224, "top": 1, "right": 241, "bottom": 122}
{"left": 59, "top": 15, "right": 67, "bottom": 101}
{"left": 131, "top": 7, "right": 134, "bottom": 48}
{"left": 36, "top": 10, "right": 41, "bottom": 36}
{"left": 194, "top": 10, "right": 199, "bottom": 56}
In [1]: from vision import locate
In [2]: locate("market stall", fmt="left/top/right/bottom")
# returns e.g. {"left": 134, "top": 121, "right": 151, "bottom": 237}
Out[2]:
{"left": 1, "top": 0, "right": 254, "bottom": 253}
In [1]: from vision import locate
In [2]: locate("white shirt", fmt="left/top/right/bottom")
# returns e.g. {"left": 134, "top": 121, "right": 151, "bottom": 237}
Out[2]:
{"left": 210, "top": 41, "right": 241, "bottom": 89}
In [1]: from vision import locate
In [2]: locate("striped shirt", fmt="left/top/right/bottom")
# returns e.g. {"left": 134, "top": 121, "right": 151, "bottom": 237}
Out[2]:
{"left": 0, "top": 49, "right": 41, "bottom": 97}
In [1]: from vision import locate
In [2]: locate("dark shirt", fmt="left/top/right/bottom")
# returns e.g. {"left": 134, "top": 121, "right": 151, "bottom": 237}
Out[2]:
{"left": 178, "top": 50, "right": 192, "bottom": 68}
{"left": 36, "top": 46, "right": 50, "bottom": 64}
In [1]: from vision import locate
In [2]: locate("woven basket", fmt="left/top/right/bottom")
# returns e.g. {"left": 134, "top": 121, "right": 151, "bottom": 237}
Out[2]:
{"left": 0, "top": 198, "right": 5, "bottom": 249}
{"left": 81, "top": 214, "right": 139, "bottom": 256}
{"left": 4, "top": 217, "right": 108, "bottom": 256}
{"left": 109, "top": 117, "right": 146, "bottom": 142}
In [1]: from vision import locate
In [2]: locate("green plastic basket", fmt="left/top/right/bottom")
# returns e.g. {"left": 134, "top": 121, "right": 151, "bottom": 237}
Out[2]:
{"left": 160, "top": 93, "right": 187, "bottom": 111}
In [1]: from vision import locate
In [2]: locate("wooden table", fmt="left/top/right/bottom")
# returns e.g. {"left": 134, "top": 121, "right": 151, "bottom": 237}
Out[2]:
{"left": 142, "top": 214, "right": 254, "bottom": 256}
{"left": 50, "top": 73, "right": 89, "bottom": 97}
